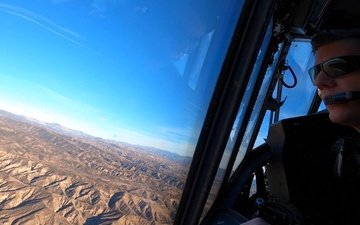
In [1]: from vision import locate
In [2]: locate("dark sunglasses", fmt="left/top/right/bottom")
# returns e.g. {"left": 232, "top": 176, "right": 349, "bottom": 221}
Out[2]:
{"left": 308, "top": 55, "right": 360, "bottom": 84}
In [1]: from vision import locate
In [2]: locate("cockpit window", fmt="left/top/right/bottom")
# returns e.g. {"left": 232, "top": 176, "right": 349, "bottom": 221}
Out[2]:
{"left": 200, "top": 20, "right": 273, "bottom": 220}
{"left": 255, "top": 38, "right": 317, "bottom": 150}
{"left": 0, "top": 0, "right": 244, "bottom": 224}
{"left": 224, "top": 37, "right": 317, "bottom": 181}
{"left": 274, "top": 39, "right": 316, "bottom": 120}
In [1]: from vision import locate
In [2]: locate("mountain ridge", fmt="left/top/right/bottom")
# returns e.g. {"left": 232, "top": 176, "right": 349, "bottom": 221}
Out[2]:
{"left": 0, "top": 109, "right": 192, "bottom": 164}
{"left": 0, "top": 109, "right": 189, "bottom": 224}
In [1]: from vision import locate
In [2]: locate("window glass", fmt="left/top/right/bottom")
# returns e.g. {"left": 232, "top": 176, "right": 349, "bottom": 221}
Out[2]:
{"left": 0, "top": 1, "right": 243, "bottom": 224}
{"left": 245, "top": 38, "right": 317, "bottom": 198}
{"left": 201, "top": 21, "right": 272, "bottom": 220}
{"left": 253, "top": 39, "right": 317, "bottom": 152}
{"left": 230, "top": 24, "right": 275, "bottom": 171}
{"left": 275, "top": 39, "right": 317, "bottom": 120}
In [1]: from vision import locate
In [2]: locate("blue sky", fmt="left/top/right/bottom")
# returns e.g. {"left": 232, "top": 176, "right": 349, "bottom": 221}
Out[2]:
{"left": 0, "top": 0, "right": 238, "bottom": 156}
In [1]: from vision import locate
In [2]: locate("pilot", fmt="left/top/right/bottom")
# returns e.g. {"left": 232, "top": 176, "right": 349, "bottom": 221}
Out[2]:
{"left": 242, "top": 27, "right": 360, "bottom": 225}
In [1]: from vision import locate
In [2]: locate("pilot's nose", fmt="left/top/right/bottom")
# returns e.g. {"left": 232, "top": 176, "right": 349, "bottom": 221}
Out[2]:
{"left": 313, "top": 70, "right": 336, "bottom": 88}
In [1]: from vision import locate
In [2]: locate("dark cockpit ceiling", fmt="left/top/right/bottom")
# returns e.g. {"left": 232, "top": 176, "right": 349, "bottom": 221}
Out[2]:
{"left": 275, "top": 0, "right": 360, "bottom": 37}
{"left": 319, "top": 0, "right": 360, "bottom": 30}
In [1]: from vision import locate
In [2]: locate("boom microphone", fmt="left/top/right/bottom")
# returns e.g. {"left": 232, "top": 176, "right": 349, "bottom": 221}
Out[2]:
{"left": 323, "top": 91, "right": 360, "bottom": 105}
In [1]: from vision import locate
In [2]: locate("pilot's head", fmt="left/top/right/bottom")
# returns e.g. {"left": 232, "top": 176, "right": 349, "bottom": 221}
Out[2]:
{"left": 309, "top": 28, "right": 360, "bottom": 131}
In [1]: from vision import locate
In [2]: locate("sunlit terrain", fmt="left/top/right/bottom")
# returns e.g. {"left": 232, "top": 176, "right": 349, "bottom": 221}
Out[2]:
{"left": 0, "top": 110, "right": 191, "bottom": 225}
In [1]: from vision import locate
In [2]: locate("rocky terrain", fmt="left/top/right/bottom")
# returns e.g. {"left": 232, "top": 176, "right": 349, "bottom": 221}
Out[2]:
{"left": 0, "top": 110, "right": 191, "bottom": 225}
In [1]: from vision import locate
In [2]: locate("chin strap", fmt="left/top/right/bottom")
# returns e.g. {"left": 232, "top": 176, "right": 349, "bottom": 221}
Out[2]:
{"left": 323, "top": 91, "right": 360, "bottom": 105}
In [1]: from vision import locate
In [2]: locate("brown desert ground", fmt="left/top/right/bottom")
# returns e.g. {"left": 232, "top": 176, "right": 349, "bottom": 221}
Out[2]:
{"left": 0, "top": 110, "right": 191, "bottom": 225}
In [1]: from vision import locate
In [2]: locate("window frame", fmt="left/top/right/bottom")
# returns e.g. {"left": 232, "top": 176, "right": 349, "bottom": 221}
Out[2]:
{"left": 174, "top": 0, "right": 277, "bottom": 224}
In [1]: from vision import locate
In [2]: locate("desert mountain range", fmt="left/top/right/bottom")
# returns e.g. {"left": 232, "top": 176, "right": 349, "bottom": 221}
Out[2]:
{"left": 0, "top": 110, "right": 191, "bottom": 225}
